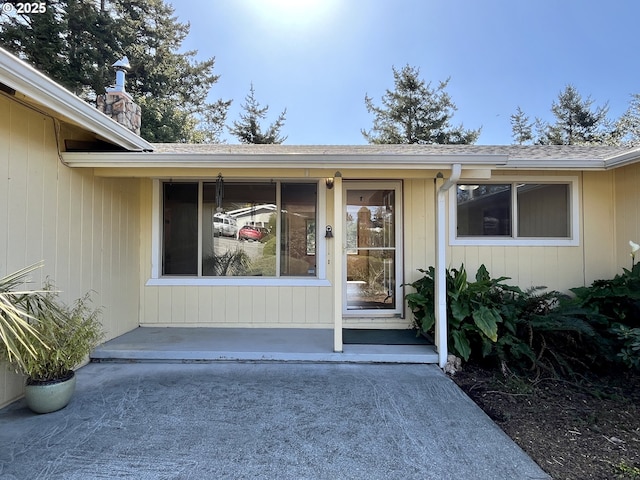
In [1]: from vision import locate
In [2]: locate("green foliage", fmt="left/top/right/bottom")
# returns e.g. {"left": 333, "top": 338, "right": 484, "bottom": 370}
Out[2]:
{"left": 0, "top": 0, "right": 230, "bottom": 143}
{"left": 615, "top": 93, "right": 640, "bottom": 147}
{"left": 203, "top": 248, "right": 251, "bottom": 276}
{"left": 405, "top": 264, "right": 517, "bottom": 362}
{"left": 0, "top": 263, "right": 48, "bottom": 373}
{"left": 570, "top": 263, "right": 640, "bottom": 369}
{"left": 515, "top": 84, "right": 614, "bottom": 145}
{"left": 510, "top": 106, "right": 534, "bottom": 145}
{"left": 611, "top": 324, "right": 640, "bottom": 369}
{"left": 0, "top": 271, "right": 103, "bottom": 382}
{"left": 570, "top": 263, "right": 640, "bottom": 326}
{"left": 229, "top": 84, "right": 287, "bottom": 144}
{"left": 405, "top": 264, "right": 602, "bottom": 376}
{"left": 362, "top": 65, "right": 480, "bottom": 145}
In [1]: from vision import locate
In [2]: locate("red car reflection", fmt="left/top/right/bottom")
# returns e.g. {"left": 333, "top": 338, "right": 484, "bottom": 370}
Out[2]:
{"left": 238, "top": 225, "right": 266, "bottom": 242}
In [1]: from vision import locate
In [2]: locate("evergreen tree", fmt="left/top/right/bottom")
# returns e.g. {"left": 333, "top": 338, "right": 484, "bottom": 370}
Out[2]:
{"left": 0, "top": 0, "right": 229, "bottom": 143}
{"left": 229, "top": 84, "right": 287, "bottom": 144}
{"left": 535, "top": 85, "right": 611, "bottom": 145}
{"left": 510, "top": 106, "right": 534, "bottom": 145}
{"left": 615, "top": 93, "right": 640, "bottom": 147}
{"left": 362, "top": 65, "right": 480, "bottom": 144}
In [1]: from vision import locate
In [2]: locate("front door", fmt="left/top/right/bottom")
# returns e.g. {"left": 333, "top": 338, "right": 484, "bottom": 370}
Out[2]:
{"left": 344, "top": 181, "right": 402, "bottom": 315}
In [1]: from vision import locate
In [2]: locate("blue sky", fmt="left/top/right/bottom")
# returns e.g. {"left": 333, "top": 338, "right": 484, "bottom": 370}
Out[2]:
{"left": 170, "top": 0, "right": 640, "bottom": 145}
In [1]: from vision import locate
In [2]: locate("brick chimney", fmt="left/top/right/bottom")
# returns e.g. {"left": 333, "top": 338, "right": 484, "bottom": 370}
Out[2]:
{"left": 97, "top": 57, "right": 142, "bottom": 136}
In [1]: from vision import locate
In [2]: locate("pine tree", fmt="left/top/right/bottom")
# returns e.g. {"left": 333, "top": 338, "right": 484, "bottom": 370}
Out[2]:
{"left": 229, "top": 84, "right": 287, "bottom": 144}
{"left": 615, "top": 93, "right": 640, "bottom": 147}
{"left": 536, "top": 85, "right": 611, "bottom": 145}
{"left": 362, "top": 65, "right": 480, "bottom": 144}
{"left": 510, "top": 106, "right": 534, "bottom": 145}
{"left": 0, "top": 0, "right": 230, "bottom": 143}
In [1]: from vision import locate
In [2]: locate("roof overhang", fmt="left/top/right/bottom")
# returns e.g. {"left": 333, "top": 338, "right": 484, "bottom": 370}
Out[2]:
{"left": 604, "top": 147, "right": 640, "bottom": 169}
{"left": 0, "top": 48, "right": 153, "bottom": 152}
{"left": 60, "top": 151, "right": 508, "bottom": 171}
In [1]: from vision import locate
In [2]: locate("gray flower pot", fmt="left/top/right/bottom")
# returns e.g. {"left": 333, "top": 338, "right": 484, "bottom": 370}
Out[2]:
{"left": 24, "top": 371, "right": 77, "bottom": 414}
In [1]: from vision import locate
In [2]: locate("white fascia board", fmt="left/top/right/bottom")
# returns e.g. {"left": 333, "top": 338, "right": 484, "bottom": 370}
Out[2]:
{"left": 61, "top": 151, "right": 508, "bottom": 169}
{"left": 604, "top": 148, "right": 640, "bottom": 169}
{"left": 500, "top": 158, "right": 606, "bottom": 170}
{"left": 0, "top": 48, "right": 153, "bottom": 152}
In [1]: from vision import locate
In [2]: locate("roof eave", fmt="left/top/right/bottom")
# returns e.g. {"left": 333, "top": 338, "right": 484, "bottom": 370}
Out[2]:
{"left": 0, "top": 48, "right": 153, "bottom": 152}
{"left": 500, "top": 158, "right": 606, "bottom": 170}
{"left": 604, "top": 147, "right": 640, "bottom": 169}
{"left": 60, "top": 151, "right": 509, "bottom": 169}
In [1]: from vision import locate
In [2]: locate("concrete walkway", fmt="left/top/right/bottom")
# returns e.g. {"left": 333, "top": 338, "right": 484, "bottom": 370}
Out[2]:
{"left": 0, "top": 362, "right": 550, "bottom": 479}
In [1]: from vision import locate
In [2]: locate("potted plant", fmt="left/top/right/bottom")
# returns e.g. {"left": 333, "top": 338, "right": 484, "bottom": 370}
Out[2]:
{"left": 0, "top": 263, "right": 103, "bottom": 413}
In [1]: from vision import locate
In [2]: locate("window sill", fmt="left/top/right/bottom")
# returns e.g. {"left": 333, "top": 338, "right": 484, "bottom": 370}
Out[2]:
{"left": 451, "top": 238, "right": 579, "bottom": 247}
{"left": 146, "top": 278, "right": 332, "bottom": 287}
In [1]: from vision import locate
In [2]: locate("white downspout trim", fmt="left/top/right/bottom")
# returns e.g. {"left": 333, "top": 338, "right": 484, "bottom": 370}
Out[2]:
{"left": 435, "top": 164, "right": 461, "bottom": 368}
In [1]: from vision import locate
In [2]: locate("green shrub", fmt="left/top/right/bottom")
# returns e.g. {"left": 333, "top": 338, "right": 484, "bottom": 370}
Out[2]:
{"left": 610, "top": 324, "right": 640, "bottom": 369}
{"left": 569, "top": 263, "right": 640, "bottom": 368}
{"left": 405, "top": 264, "right": 602, "bottom": 377}
{"left": 570, "top": 263, "right": 640, "bottom": 326}
{"left": 405, "top": 264, "right": 520, "bottom": 362}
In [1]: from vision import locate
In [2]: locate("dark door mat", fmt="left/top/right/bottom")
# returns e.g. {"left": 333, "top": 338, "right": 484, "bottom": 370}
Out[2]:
{"left": 342, "top": 329, "right": 431, "bottom": 345}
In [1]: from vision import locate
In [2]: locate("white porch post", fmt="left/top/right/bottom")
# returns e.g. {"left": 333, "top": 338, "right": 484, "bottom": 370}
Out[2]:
{"left": 435, "top": 164, "right": 461, "bottom": 368}
{"left": 332, "top": 173, "right": 343, "bottom": 352}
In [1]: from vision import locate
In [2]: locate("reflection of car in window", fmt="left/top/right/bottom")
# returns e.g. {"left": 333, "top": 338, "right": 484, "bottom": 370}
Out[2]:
{"left": 213, "top": 213, "right": 238, "bottom": 237}
{"left": 238, "top": 225, "right": 268, "bottom": 242}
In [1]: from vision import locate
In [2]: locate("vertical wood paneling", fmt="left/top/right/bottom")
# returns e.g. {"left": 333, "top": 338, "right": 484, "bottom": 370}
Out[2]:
{"left": 291, "top": 287, "right": 307, "bottom": 323}
{"left": 265, "top": 287, "right": 280, "bottom": 323}
{"left": 582, "top": 171, "right": 615, "bottom": 283}
{"left": 7, "top": 105, "right": 28, "bottom": 272}
{"left": 277, "top": 287, "right": 293, "bottom": 324}
{"left": 615, "top": 164, "right": 640, "bottom": 271}
{"left": 183, "top": 286, "right": 197, "bottom": 323}
{"left": 304, "top": 287, "right": 319, "bottom": 325}
{"left": 0, "top": 97, "right": 9, "bottom": 274}
{"left": 225, "top": 286, "right": 240, "bottom": 324}
{"left": 252, "top": 286, "right": 266, "bottom": 323}
{"left": 197, "top": 287, "right": 212, "bottom": 323}
{"left": 1, "top": 101, "right": 141, "bottom": 408}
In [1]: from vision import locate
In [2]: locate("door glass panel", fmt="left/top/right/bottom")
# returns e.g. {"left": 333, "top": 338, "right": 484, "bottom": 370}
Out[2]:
{"left": 346, "top": 189, "right": 396, "bottom": 310}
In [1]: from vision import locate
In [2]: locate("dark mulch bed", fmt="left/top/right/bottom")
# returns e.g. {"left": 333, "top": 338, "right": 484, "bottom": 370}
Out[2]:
{"left": 452, "top": 364, "right": 640, "bottom": 480}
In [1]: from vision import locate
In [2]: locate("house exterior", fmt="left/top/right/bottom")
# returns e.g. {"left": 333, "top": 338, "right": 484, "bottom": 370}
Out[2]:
{"left": 2, "top": 47, "right": 640, "bottom": 408}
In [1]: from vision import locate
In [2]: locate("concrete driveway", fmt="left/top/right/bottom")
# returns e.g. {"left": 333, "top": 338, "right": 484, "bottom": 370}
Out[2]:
{"left": 0, "top": 362, "right": 549, "bottom": 479}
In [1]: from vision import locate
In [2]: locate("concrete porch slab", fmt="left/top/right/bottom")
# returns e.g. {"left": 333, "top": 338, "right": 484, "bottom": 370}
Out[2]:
{"left": 92, "top": 327, "right": 440, "bottom": 364}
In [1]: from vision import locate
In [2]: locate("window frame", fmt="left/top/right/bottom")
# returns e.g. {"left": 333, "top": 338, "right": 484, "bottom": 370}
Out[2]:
{"left": 148, "top": 178, "right": 330, "bottom": 287}
{"left": 449, "top": 176, "right": 580, "bottom": 247}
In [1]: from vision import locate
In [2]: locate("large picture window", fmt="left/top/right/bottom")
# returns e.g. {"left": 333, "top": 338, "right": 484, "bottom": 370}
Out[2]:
{"left": 453, "top": 180, "right": 577, "bottom": 245}
{"left": 162, "top": 181, "right": 317, "bottom": 277}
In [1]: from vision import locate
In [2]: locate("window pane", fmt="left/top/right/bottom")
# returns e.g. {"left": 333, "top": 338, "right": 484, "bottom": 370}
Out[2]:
{"left": 517, "top": 184, "right": 570, "bottom": 237}
{"left": 280, "top": 183, "right": 317, "bottom": 276}
{"left": 202, "top": 182, "right": 276, "bottom": 276}
{"left": 346, "top": 250, "right": 395, "bottom": 310}
{"left": 346, "top": 189, "right": 395, "bottom": 251}
{"left": 163, "top": 183, "right": 198, "bottom": 275}
{"left": 457, "top": 184, "right": 511, "bottom": 236}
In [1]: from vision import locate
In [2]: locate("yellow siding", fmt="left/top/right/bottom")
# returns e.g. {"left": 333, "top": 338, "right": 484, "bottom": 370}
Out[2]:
{"left": 138, "top": 178, "right": 334, "bottom": 327}
{"left": 139, "top": 177, "right": 439, "bottom": 329}
{"left": 0, "top": 96, "right": 141, "bottom": 408}
{"left": 448, "top": 170, "right": 616, "bottom": 291}
{"left": 614, "top": 163, "right": 640, "bottom": 271}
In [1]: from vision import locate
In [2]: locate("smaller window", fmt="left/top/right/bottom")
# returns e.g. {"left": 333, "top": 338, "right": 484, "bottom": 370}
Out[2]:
{"left": 454, "top": 180, "right": 575, "bottom": 245}
{"left": 456, "top": 184, "right": 511, "bottom": 237}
